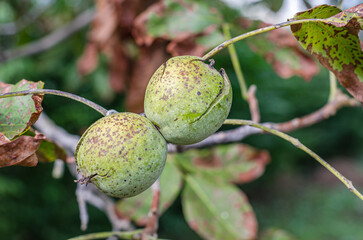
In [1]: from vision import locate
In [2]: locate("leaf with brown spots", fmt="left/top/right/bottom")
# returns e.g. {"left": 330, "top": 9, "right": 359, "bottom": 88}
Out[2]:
{"left": 0, "top": 80, "right": 44, "bottom": 139}
{"left": 115, "top": 160, "right": 183, "bottom": 226}
{"left": 126, "top": 41, "right": 169, "bottom": 113}
{"left": 175, "top": 144, "right": 270, "bottom": 184}
{"left": 182, "top": 174, "right": 257, "bottom": 240}
{"left": 0, "top": 131, "right": 46, "bottom": 168}
{"left": 291, "top": 4, "right": 363, "bottom": 102}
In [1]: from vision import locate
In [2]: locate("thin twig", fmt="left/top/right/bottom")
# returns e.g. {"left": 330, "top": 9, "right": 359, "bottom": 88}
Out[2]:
{"left": 247, "top": 85, "right": 260, "bottom": 122}
{"left": 76, "top": 184, "right": 90, "bottom": 231}
{"left": 202, "top": 18, "right": 329, "bottom": 61}
{"left": 0, "top": 0, "right": 55, "bottom": 35}
{"left": 0, "top": 8, "right": 94, "bottom": 62}
{"left": 171, "top": 91, "right": 358, "bottom": 152}
{"left": 271, "top": 90, "right": 358, "bottom": 132}
{"left": 0, "top": 89, "right": 108, "bottom": 116}
{"left": 224, "top": 119, "right": 363, "bottom": 201}
{"left": 141, "top": 179, "right": 161, "bottom": 240}
{"left": 34, "top": 113, "right": 133, "bottom": 232}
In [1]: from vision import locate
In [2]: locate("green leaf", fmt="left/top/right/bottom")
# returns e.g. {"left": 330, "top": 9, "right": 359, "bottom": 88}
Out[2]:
{"left": 116, "top": 160, "right": 183, "bottom": 226}
{"left": 23, "top": 129, "right": 67, "bottom": 163}
{"left": 0, "top": 79, "right": 44, "bottom": 139}
{"left": 133, "top": 0, "right": 224, "bottom": 56}
{"left": 182, "top": 174, "right": 257, "bottom": 240}
{"left": 145, "top": 0, "right": 222, "bottom": 39}
{"left": 259, "top": 0, "right": 284, "bottom": 13}
{"left": 291, "top": 4, "right": 363, "bottom": 102}
{"left": 37, "top": 139, "right": 67, "bottom": 163}
{"left": 174, "top": 144, "right": 270, "bottom": 184}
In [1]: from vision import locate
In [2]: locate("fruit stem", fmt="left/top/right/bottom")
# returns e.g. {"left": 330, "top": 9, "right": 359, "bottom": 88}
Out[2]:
{"left": 224, "top": 119, "right": 363, "bottom": 201}
{"left": 202, "top": 18, "right": 328, "bottom": 61}
{"left": 0, "top": 89, "right": 108, "bottom": 116}
{"left": 222, "top": 23, "right": 248, "bottom": 100}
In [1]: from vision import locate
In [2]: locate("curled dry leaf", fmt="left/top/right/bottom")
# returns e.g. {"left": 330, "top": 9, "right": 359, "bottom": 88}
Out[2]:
{"left": 0, "top": 131, "right": 46, "bottom": 168}
{"left": 77, "top": 0, "right": 118, "bottom": 76}
{"left": 77, "top": 43, "right": 99, "bottom": 76}
{"left": 126, "top": 41, "right": 169, "bottom": 113}
{"left": 78, "top": 0, "right": 225, "bottom": 112}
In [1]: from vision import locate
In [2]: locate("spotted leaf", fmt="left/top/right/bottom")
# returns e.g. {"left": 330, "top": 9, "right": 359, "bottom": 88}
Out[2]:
{"left": 174, "top": 144, "right": 270, "bottom": 184}
{"left": 182, "top": 174, "right": 257, "bottom": 240}
{"left": 291, "top": 4, "right": 363, "bottom": 102}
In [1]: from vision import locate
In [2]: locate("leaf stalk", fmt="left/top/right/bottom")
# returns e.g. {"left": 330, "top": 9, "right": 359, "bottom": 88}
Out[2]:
{"left": 0, "top": 89, "right": 108, "bottom": 116}
{"left": 224, "top": 119, "right": 363, "bottom": 201}
{"left": 202, "top": 18, "right": 328, "bottom": 61}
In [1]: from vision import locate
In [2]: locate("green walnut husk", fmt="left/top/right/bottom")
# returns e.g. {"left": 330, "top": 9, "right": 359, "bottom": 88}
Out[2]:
{"left": 75, "top": 112, "right": 167, "bottom": 198}
{"left": 144, "top": 55, "right": 232, "bottom": 145}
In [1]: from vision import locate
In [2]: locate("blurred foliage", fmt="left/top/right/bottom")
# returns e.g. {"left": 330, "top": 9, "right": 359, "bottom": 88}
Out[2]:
{"left": 0, "top": 0, "right": 363, "bottom": 239}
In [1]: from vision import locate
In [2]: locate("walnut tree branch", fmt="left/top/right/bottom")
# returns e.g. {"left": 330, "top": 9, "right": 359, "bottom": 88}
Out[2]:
{"left": 33, "top": 113, "right": 133, "bottom": 232}
{"left": 170, "top": 91, "right": 359, "bottom": 152}
{"left": 224, "top": 118, "right": 363, "bottom": 201}
{"left": 247, "top": 85, "right": 260, "bottom": 122}
{"left": 0, "top": 8, "right": 94, "bottom": 63}
{"left": 271, "top": 90, "right": 358, "bottom": 132}
{"left": 141, "top": 179, "right": 161, "bottom": 240}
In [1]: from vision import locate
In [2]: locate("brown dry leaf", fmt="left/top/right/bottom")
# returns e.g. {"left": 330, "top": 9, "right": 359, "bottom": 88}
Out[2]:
{"left": 77, "top": 0, "right": 119, "bottom": 76}
{"left": 132, "top": 1, "right": 165, "bottom": 46}
{"left": 126, "top": 41, "right": 169, "bottom": 113}
{"left": 90, "top": 0, "right": 119, "bottom": 45}
{"left": 166, "top": 25, "right": 217, "bottom": 57}
{"left": 0, "top": 131, "right": 46, "bottom": 168}
{"left": 77, "top": 43, "right": 99, "bottom": 76}
{"left": 109, "top": 44, "right": 132, "bottom": 93}
{"left": 77, "top": 0, "right": 160, "bottom": 107}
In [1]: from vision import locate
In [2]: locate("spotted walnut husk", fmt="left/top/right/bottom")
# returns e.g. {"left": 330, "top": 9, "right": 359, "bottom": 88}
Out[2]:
{"left": 144, "top": 55, "right": 232, "bottom": 145}
{"left": 75, "top": 112, "right": 167, "bottom": 198}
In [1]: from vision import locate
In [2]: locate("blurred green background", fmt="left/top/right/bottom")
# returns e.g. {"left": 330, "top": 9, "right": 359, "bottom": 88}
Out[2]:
{"left": 0, "top": 0, "right": 363, "bottom": 239}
